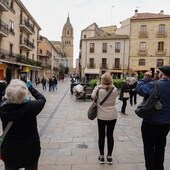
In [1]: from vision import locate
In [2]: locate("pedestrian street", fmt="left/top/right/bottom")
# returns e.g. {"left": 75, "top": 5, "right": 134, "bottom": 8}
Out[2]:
{"left": 0, "top": 77, "right": 169, "bottom": 170}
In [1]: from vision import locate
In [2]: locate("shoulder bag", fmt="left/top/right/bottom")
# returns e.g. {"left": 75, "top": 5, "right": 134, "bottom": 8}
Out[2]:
{"left": 88, "top": 87, "right": 114, "bottom": 120}
{"left": 135, "top": 81, "right": 162, "bottom": 119}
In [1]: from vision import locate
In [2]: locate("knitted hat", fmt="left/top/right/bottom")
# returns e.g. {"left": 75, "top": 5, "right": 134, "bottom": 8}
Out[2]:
{"left": 158, "top": 65, "right": 170, "bottom": 77}
{"left": 101, "top": 72, "right": 112, "bottom": 85}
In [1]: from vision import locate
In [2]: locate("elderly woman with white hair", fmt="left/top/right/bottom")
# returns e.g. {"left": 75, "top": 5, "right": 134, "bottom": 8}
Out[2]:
{"left": 0, "top": 79, "right": 46, "bottom": 170}
{"left": 91, "top": 72, "right": 118, "bottom": 164}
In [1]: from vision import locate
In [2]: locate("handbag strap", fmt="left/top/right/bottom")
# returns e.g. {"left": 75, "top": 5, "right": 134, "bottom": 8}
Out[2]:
{"left": 99, "top": 87, "right": 114, "bottom": 105}
{"left": 94, "top": 88, "right": 100, "bottom": 103}
{"left": 154, "top": 81, "right": 160, "bottom": 97}
{"left": 1, "top": 121, "right": 13, "bottom": 139}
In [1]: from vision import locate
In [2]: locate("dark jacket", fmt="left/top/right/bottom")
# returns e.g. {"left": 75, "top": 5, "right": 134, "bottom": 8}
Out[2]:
{"left": 41, "top": 78, "right": 46, "bottom": 85}
{"left": 136, "top": 78, "right": 170, "bottom": 124}
{"left": 0, "top": 86, "right": 46, "bottom": 168}
{"left": 119, "top": 82, "right": 130, "bottom": 100}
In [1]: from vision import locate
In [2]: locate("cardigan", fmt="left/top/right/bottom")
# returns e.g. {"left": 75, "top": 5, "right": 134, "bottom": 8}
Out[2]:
{"left": 91, "top": 84, "right": 118, "bottom": 120}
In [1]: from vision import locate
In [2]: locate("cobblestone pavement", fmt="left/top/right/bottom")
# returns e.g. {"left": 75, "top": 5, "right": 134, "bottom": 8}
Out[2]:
{"left": 0, "top": 77, "right": 170, "bottom": 170}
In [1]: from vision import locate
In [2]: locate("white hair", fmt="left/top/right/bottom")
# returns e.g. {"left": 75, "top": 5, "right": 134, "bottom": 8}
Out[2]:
{"left": 131, "top": 77, "right": 137, "bottom": 84}
{"left": 5, "top": 79, "right": 28, "bottom": 104}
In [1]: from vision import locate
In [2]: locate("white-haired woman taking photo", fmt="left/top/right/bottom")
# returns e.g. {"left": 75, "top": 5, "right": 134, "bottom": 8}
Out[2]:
{"left": 0, "top": 79, "right": 46, "bottom": 170}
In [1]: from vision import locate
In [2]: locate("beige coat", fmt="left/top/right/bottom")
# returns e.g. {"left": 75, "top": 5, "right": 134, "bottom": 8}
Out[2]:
{"left": 91, "top": 84, "right": 118, "bottom": 120}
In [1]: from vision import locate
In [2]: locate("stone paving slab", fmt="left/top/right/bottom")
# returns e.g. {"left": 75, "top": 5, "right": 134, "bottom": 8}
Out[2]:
{"left": 0, "top": 78, "right": 169, "bottom": 170}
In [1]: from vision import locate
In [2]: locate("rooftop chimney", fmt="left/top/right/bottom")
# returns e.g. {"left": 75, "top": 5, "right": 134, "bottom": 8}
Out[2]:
{"left": 160, "top": 10, "right": 164, "bottom": 14}
{"left": 135, "top": 9, "right": 138, "bottom": 17}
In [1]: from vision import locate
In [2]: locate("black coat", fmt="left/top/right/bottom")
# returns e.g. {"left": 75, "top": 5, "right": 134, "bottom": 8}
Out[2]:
{"left": 0, "top": 86, "right": 46, "bottom": 168}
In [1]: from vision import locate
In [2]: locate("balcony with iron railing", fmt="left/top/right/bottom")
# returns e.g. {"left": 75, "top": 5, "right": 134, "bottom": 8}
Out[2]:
{"left": 87, "top": 63, "right": 96, "bottom": 68}
{"left": 41, "top": 63, "right": 51, "bottom": 68}
{"left": 112, "top": 64, "right": 121, "bottom": 70}
{"left": 9, "top": 27, "right": 15, "bottom": 36}
{"left": 137, "top": 49, "right": 148, "bottom": 56}
{"left": 0, "top": 0, "right": 9, "bottom": 11}
{"left": 0, "top": 48, "right": 41, "bottom": 67}
{"left": 0, "top": 19, "right": 8, "bottom": 37}
{"left": 138, "top": 31, "right": 148, "bottom": 38}
{"left": 19, "top": 36, "right": 35, "bottom": 51}
{"left": 17, "top": 55, "right": 41, "bottom": 67}
{"left": 20, "top": 18, "right": 35, "bottom": 35}
{"left": 155, "top": 49, "right": 167, "bottom": 56}
{"left": 100, "top": 63, "right": 108, "bottom": 69}
{"left": 0, "top": 48, "right": 17, "bottom": 63}
{"left": 156, "top": 31, "right": 167, "bottom": 38}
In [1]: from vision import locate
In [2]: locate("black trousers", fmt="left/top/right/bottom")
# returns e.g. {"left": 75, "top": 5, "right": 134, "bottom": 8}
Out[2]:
{"left": 141, "top": 121, "right": 170, "bottom": 170}
{"left": 121, "top": 98, "right": 128, "bottom": 113}
{"left": 5, "top": 161, "right": 38, "bottom": 170}
{"left": 130, "top": 91, "right": 137, "bottom": 106}
{"left": 97, "top": 119, "right": 117, "bottom": 156}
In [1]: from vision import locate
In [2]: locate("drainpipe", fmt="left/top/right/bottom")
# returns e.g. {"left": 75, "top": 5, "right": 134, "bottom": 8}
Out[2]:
{"left": 123, "top": 39, "right": 125, "bottom": 77}
{"left": 128, "top": 20, "right": 131, "bottom": 74}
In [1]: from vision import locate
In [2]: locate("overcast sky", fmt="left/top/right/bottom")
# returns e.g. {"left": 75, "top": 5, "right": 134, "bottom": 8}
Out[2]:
{"left": 21, "top": 0, "right": 170, "bottom": 63}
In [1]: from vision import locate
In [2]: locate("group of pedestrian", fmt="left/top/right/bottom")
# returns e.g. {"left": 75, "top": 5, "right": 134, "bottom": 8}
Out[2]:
{"left": 0, "top": 66, "right": 169, "bottom": 170}
{"left": 40, "top": 76, "right": 58, "bottom": 91}
{"left": 91, "top": 67, "right": 170, "bottom": 170}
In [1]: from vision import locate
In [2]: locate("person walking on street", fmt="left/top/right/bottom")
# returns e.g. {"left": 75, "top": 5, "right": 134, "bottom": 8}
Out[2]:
{"left": 0, "top": 79, "right": 46, "bottom": 170}
{"left": 136, "top": 66, "right": 170, "bottom": 170}
{"left": 41, "top": 76, "right": 47, "bottom": 91}
{"left": 35, "top": 77, "right": 40, "bottom": 86}
{"left": 52, "top": 76, "right": 58, "bottom": 91}
{"left": 91, "top": 72, "right": 118, "bottom": 164}
{"left": 119, "top": 77, "right": 131, "bottom": 115}
{"left": 48, "top": 77, "right": 53, "bottom": 91}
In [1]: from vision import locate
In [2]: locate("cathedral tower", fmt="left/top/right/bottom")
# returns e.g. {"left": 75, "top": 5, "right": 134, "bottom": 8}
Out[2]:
{"left": 61, "top": 14, "right": 74, "bottom": 73}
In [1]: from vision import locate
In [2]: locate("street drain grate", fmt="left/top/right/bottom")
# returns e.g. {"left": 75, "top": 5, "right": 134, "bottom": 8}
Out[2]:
{"left": 76, "top": 143, "right": 88, "bottom": 149}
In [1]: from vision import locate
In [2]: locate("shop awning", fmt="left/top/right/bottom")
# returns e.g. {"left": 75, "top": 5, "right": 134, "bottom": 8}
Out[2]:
{"left": 109, "top": 69, "right": 122, "bottom": 73}
{"left": 133, "top": 69, "right": 147, "bottom": 72}
{"left": 84, "top": 68, "right": 100, "bottom": 74}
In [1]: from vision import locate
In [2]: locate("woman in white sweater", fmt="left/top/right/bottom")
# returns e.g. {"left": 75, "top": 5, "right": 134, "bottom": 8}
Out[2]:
{"left": 91, "top": 72, "right": 118, "bottom": 164}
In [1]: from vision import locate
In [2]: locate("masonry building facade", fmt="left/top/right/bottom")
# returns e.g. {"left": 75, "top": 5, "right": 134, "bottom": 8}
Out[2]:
{"left": 0, "top": 0, "right": 41, "bottom": 83}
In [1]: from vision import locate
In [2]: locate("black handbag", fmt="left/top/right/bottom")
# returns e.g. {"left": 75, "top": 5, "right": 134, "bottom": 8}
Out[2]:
{"left": 135, "top": 81, "right": 162, "bottom": 118}
{"left": 88, "top": 87, "right": 114, "bottom": 120}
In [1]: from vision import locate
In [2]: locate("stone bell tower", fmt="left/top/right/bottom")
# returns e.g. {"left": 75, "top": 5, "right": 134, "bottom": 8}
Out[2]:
{"left": 61, "top": 14, "right": 74, "bottom": 73}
